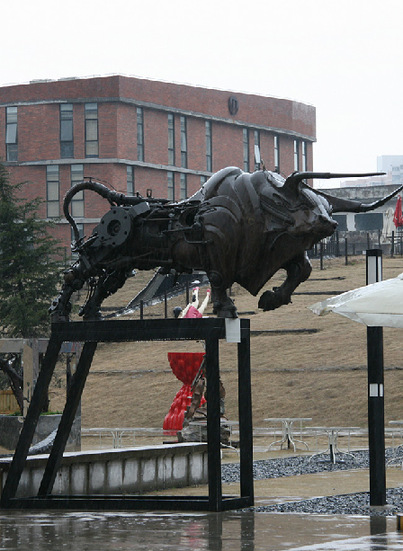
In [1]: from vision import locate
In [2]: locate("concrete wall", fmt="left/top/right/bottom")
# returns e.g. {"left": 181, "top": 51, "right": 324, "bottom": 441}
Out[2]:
{"left": 0, "top": 443, "right": 208, "bottom": 498}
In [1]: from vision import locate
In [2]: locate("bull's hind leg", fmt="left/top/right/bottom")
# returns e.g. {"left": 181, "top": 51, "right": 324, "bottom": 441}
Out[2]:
{"left": 258, "top": 253, "right": 312, "bottom": 312}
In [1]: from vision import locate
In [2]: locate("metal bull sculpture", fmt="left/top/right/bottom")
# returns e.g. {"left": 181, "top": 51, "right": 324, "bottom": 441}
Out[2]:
{"left": 50, "top": 167, "right": 402, "bottom": 320}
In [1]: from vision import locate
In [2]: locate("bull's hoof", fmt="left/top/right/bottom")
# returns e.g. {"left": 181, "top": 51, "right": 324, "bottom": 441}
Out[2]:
{"left": 258, "top": 290, "right": 291, "bottom": 311}
{"left": 79, "top": 303, "right": 103, "bottom": 320}
{"left": 213, "top": 299, "right": 238, "bottom": 319}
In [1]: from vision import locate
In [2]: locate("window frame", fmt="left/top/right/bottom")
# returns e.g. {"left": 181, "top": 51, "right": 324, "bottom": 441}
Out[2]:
{"left": 46, "top": 165, "right": 60, "bottom": 218}
{"left": 168, "top": 113, "right": 175, "bottom": 166}
{"left": 6, "top": 106, "right": 18, "bottom": 162}
{"left": 85, "top": 103, "right": 99, "bottom": 158}
{"left": 70, "top": 164, "right": 84, "bottom": 218}
{"left": 167, "top": 171, "right": 175, "bottom": 201}
{"left": 126, "top": 165, "right": 135, "bottom": 196}
{"left": 274, "top": 135, "right": 280, "bottom": 173}
{"left": 180, "top": 172, "right": 187, "bottom": 200}
{"left": 137, "top": 107, "right": 144, "bottom": 162}
{"left": 243, "top": 128, "right": 249, "bottom": 172}
{"left": 60, "top": 103, "right": 74, "bottom": 158}
{"left": 180, "top": 115, "right": 187, "bottom": 168}
{"left": 205, "top": 120, "right": 212, "bottom": 172}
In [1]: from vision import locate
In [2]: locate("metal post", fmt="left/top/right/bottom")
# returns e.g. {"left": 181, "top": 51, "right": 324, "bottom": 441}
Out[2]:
{"left": 320, "top": 241, "right": 324, "bottom": 270}
{"left": 345, "top": 238, "right": 348, "bottom": 266}
{"left": 205, "top": 334, "right": 222, "bottom": 511}
{"left": 366, "top": 249, "right": 386, "bottom": 506}
{"left": 237, "top": 320, "right": 254, "bottom": 502}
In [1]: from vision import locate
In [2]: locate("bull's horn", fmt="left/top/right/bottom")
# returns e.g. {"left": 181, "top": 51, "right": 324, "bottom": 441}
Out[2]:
{"left": 283, "top": 171, "right": 386, "bottom": 193}
{"left": 316, "top": 184, "right": 403, "bottom": 213}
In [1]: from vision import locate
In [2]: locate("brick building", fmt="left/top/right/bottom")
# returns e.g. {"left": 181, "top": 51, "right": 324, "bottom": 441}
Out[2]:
{"left": 0, "top": 74, "right": 316, "bottom": 251}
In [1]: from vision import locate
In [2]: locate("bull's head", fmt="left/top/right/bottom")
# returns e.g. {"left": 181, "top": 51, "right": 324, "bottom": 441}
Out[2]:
{"left": 264, "top": 170, "right": 402, "bottom": 244}
{"left": 256, "top": 170, "right": 403, "bottom": 313}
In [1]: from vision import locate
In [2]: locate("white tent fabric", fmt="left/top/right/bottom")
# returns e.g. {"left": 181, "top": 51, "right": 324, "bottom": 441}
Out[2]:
{"left": 309, "top": 273, "right": 403, "bottom": 328}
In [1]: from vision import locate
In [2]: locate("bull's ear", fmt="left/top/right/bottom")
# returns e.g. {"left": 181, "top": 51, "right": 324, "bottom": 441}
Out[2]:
{"left": 282, "top": 172, "right": 306, "bottom": 195}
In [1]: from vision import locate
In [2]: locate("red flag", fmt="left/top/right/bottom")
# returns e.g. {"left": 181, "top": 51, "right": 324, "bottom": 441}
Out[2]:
{"left": 394, "top": 195, "right": 403, "bottom": 228}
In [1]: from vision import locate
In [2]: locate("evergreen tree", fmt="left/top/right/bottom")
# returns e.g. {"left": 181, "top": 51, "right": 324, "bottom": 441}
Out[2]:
{"left": 0, "top": 163, "right": 62, "bottom": 338}
{"left": 0, "top": 164, "right": 62, "bottom": 412}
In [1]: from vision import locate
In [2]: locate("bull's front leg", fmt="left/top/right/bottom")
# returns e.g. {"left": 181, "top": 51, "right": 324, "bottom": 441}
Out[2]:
{"left": 208, "top": 270, "right": 238, "bottom": 318}
{"left": 258, "top": 253, "right": 312, "bottom": 312}
{"left": 49, "top": 265, "right": 86, "bottom": 322}
{"left": 79, "top": 268, "right": 130, "bottom": 320}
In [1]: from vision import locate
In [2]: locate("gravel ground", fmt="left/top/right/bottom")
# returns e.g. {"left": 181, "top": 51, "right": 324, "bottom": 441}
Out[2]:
{"left": 221, "top": 448, "right": 403, "bottom": 516}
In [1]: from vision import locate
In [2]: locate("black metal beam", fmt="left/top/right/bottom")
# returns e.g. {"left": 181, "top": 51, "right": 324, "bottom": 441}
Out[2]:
{"left": 51, "top": 318, "right": 226, "bottom": 343}
{"left": 38, "top": 341, "right": 98, "bottom": 496}
{"left": 1, "top": 318, "right": 253, "bottom": 512}
{"left": 3, "top": 495, "right": 252, "bottom": 512}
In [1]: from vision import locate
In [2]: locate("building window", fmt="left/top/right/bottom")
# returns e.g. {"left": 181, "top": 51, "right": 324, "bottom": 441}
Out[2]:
{"left": 137, "top": 107, "right": 144, "bottom": 162}
{"left": 180, "top": 116, "right": 187, "bottom": 168}
{"left": 6, "top": 106, "right": 18, "bottom": 162}
{"left": 85, "top": 103, "right": 98, "bottom": 157}
{"left": 200, "top": 175, "right": 208, "bottom": 186}
{"left": 167, "top": 171, "right": 175, "bottom": 201}
{"left": 71, "top": 164, "right": 84, "bottom": 217}
{"left": 127, "top": 166, "right": 135, "bottom": 196}
{"left": 254, "top": 130, "right": 260, "bottom": 170}
{"left": 205, "top": 120, "right": 212, "bottom": 172}
{"left": 302, "top": 141, "right": 307, "bottom": 171}
{"left": 243, "top": 128, "right": 249, "bottom": 172}
{"left": 293, "top": 139, "right": 300, "bottom": 171}
{"left": 168, "top": 114, "right": 175, "bottom": 166}
{"left": 60, "top": 103, "right": 74, "bottom": 158}
{"left": 180, "top": 173, "right": 187, "bottom": 200}
{"left": 46, "top": 165, "right": 60, "bottom": 218}
{"left": 274, "top": 135, "right": 280, "bottom": 172}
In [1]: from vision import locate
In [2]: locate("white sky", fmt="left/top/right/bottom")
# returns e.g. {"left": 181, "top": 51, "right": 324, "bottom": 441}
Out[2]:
{"left": 2, "top": 0, "right": 402, "bottom": 187}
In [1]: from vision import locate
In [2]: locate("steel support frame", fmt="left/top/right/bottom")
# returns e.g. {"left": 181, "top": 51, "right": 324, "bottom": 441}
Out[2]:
{"left": 0, "top": 318, "right": 253, "bottom": 512}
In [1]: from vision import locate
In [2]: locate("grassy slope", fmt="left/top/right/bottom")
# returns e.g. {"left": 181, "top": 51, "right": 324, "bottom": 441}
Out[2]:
{"left": 49, "top": 256, "right": 403, "bottom": 429}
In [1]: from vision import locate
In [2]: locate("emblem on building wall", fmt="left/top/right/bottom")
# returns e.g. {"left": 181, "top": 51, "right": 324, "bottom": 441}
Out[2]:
{"left": 228, "top": 96, "right": 239, "bottom": 116}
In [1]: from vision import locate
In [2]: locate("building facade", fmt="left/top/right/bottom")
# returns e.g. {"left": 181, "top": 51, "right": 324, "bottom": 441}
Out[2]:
{"left": 0, "top": 75, "right": 316, "bottom": 250}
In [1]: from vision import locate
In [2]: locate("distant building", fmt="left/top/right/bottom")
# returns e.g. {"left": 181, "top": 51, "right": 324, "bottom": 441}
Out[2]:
{"left": 320, "top": 184, "right": 402, "bottom": 245}
{"left": 339, "top": 156, "right": 403, "bottom": 189}
{"left": 391, "top": 164, "right": 403, "bottom": 184}
{"left": 377, "top": 155, "right": 403, "bottom": 174}
{"left": 0, "top": 75, "right": 316, "bottom": 251}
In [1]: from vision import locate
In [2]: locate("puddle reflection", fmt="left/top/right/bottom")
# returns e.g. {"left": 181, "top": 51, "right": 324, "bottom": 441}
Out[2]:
{"left": 0, "top": 510, "right": 401, "bottom": 550}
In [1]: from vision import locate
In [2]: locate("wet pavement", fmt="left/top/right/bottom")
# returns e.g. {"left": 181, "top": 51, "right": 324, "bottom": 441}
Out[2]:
{"left": 0, "top": 510, "right": 402, "bottom": 550}
{"left": 1, "top": 442, "right": 403, "bottom": 549}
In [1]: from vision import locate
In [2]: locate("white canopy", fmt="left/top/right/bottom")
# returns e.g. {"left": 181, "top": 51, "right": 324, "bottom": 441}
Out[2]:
{"left": 309, "top": 273, "right": 403, "bottom": 328}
